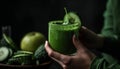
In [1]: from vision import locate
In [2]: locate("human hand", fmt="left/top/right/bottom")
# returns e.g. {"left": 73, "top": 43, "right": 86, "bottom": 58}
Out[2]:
{"left": 45, "top": 35, "right": 96, "bottom": 69}
{"left": 79, "top": 26, "right": 104, "bottom": 48}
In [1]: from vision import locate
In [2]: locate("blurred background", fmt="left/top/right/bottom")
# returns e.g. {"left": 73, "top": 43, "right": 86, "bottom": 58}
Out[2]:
{"left": 1, "top": 0, "right": 107, "bottom": 46}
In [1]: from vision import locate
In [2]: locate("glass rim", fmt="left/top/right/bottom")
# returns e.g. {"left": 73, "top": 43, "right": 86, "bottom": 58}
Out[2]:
{"left": 48, "top": 20, "right": 81, "bottom": 31}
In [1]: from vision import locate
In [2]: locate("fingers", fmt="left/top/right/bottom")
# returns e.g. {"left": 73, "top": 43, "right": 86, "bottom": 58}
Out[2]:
{"left": 72, "top": 35, "right": 96, "bottom": 61}
{"left": 72, "top": 35, "right": 85, "bottom": 50}
{"left": 51, "top": 57, "right": 68, "bottom": 69}
{"left": 45, "top": 41, "right": 63, "bottom": 60}
{"left": 72, "top": 35, "right": 81, "bottom": 49}
{"left": 45, "top": 41, "right": 72, "bottom": 66}
{"left": 44, "top": 41, "right": 51, "bottom": 56}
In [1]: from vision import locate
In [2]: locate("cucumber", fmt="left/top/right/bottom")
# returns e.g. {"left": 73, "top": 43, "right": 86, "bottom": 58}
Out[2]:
{"left": 13, "top": 54, "right": 32, "bottom": 58}
{"left": 14, "top": 50, "right": 33, "bottom": 55}
{"left": 7, "top": 50, "right": 34, "bottom": 65}
{"left": 7, "top": 57, "right": 20, "bottom": 65}
{"left": 7, "top": 56, "right": 33, "bottom": 65}
{"left": 7, "top": 53, "right": 34, "bottom": 65}
{"left": 0, "top": 46, "right": 10, "bottom": 62}
{"left": 8, "top": 48, "right": 13, "bottom": 57}
{"left": 34, "top": 44, "right": 50, "bottom": 63}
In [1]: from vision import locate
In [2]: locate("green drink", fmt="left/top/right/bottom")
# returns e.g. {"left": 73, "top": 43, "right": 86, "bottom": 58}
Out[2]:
{"left": 48, "top": 20, "right": 81, "bottom": 54}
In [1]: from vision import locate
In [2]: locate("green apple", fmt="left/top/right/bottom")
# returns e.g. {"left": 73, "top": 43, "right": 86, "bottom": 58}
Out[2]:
{"left": 20, "top": 32, "right": 46, "bottom": 52}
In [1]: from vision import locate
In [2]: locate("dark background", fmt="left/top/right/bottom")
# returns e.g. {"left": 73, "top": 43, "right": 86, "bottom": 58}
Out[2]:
{"left": 1, "top": 0, "right": 107, "bottom": 46}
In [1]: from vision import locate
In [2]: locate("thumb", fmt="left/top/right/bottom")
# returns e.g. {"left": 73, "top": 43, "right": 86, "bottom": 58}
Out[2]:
{"left": 80, "top": 26, "right": 97, "bottom": 38}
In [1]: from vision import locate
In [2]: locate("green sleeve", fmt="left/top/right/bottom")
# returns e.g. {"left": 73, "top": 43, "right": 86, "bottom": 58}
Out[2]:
{"left": 100, "top": 0, "right": 120, "bottom": 59}
{"left": 91, "top": 0, "right": 120, "bottom": 68}
{"left": 90, "top": 53, "right": 120, "bottom": 69}
{"left": 101, "top": 0, "right": 115, "bottom": 37}
{"left": 101, "top": 0, "right": 120, "bottom": 40}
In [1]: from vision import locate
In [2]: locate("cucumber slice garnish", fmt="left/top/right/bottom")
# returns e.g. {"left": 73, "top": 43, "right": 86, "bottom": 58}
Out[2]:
{"left": 0, "top": 46, "right": 9, "bottom": 62}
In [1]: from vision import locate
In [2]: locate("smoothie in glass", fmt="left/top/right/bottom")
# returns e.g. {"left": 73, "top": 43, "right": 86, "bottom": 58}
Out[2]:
{"left": 48, "top": 20, "right": 81, "bottom": 54}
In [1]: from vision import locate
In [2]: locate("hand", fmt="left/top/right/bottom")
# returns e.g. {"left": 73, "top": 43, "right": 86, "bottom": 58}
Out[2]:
{"left": 79, "top": 26, "right": 104, "bottom": 48}
{"left": 45, "top": 35, "right": 96, "bottom": 69}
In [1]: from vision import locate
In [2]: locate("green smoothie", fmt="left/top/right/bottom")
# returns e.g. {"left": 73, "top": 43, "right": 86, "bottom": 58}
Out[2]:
{"left": 48, "top": 20, "right": 81, "bottom": 55}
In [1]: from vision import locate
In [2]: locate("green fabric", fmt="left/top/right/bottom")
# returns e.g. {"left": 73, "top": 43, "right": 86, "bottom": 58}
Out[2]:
{"left": 100, "top": 0, "right": 120, "bottom": 47}
{"left": 101, "top": 0, "right": 120, "bottom": 38}
{"left": 101, "top": 0, "right": 120, "bottom": 46}
{"left": 100, "top": 0, "right": 120, "bottom": 56}
{"left": 91, "top": 0, "right": 120, "bottom": 69}
{"left": 100, "top": 0, "right": 120, "bottom": 58}
{"left": 90, "top": 53, "right": 120, "bottom": 69}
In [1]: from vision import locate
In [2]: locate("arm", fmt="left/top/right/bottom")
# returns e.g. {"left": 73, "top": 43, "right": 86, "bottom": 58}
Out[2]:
{"left": 79, "top": 0, "right": 120, "bottom": 59}
{"left": 90, "top": 53, "right": 120, "bottom": 69}
{"left": 100, "top": 0, "right": 120, "bottom": 59}
{"left": 90, "top": 1, "right": 120, "bottom": 68}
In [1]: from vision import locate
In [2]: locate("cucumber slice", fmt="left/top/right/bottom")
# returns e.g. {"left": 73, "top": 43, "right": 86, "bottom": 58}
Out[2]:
{"left": 7, "top": 52, "right": 34, "bottom": 65}
{"left": 7, "top": 55, "right": 33, "bottom": 65}
{"left": 0, "top": 46, "right": 9, "bottom": 62}
{"left": 3, "top": 33, "right": 18, "bottom": 50}
{"left": 13, "top": 53, "right": 32, "bottom": 58}
{"left": 14, "top": 50, "right": 33, "bottom": 55}
{"left": 8, "top": 48, "right": 13, "bottom": 57}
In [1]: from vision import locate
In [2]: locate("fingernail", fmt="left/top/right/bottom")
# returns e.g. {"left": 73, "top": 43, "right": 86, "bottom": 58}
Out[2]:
{"left": 82, "top": 26, "right": 87, "bottom": 29}
{"left": 74, "top": 34, "right": 78, "bottom": 41}
{"left": 45, "top": 40, "right": 48, "bottom": 43}
{"left": 45, "top": 40, "right": 48, "bottom": 46}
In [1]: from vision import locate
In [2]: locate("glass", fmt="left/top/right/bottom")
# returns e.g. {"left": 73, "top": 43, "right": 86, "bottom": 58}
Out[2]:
{"left": 48, "top": 20, "right": 81, "bottom": 54}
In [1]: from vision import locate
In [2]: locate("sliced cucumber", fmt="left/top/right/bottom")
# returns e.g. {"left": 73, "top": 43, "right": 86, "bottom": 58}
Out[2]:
{"left": 8, "top": 48, "right": 13, "bottom": 57}
{"left": 7, "top": 52, "right": 34, "bottom": 65}
{"left": 13, "top": 53, "right": 32, "bottom": 58}
{"left": 0, "top": 46, "right": 9, "bottom": 62}
{"left": 14, "top": 50, "right": 33, "bottom": 55}
{"left": 3, "top": 33, "right": 18, "bottom": 51}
